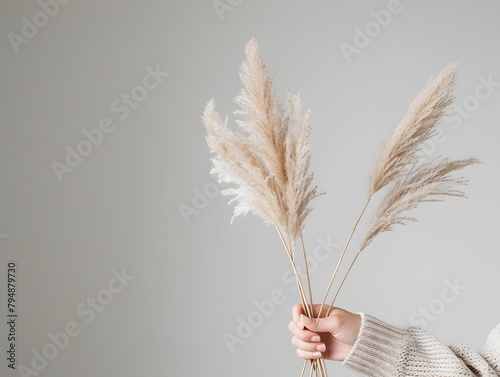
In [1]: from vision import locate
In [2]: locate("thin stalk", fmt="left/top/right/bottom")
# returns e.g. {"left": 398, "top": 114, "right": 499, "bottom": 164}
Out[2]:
{"left": 317, "top": 198, "right": 371, "bottom": 318}
{"left": 300, "top": 360, "right": 307, "bottom": 377}
{"left": 301, "top": 356, "right": 327, "bottom": 377}
{"left": 308, "top": 361, "right": 314, "bottom": 377}
{"left": 300, "top": 348, "right": 328, "bottom": 376}
{"left": 319, "top": 358, "right": 328, "bottom": 377}
{"left": 300, "top": 232, "right": 314, "bottom": 313}
{"left": 275, "top": 227, "right": 328, "bottom": 376}
{"left": 326, "top": 247, "right": 366, "bottom": 315}
{"left": 319, "top": 359, "right": 326, "bottom": 377}
{"left": 274, "top": 222, "right": 312, "bottom": 317}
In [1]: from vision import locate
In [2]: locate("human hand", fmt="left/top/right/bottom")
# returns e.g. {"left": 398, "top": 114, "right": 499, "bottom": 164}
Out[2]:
{"left": 288, "top": 304, "right": 362, "bottom": 361}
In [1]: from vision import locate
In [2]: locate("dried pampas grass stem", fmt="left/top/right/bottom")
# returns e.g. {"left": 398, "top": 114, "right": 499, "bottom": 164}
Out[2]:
{"left": 319, "top": 63, "right": 479, "bottom": 316}
{"left": 326, "top": 157, "right": 479, "bottom": 312}
{"left": 361, "top": 157, "right": 480, "bottom": 250}
{"left": 204, "top": 37, "right": 324, "bottom": 374}
{"left": 204, "top": 38, "right": 479, "bottom": 377}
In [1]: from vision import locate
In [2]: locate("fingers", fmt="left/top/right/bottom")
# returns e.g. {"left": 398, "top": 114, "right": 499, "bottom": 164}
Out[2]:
{"left": 292, "top": 335, "right": 326, "bottom": 353}
{"left": 289, "top": 320, "right": 325, "bottom": 360}
{"left": 309, "top": 304, "right": 336, "bottom": 318}
{"left": 292, "top": 304, "right": 305, "bottom": 324}
{"left": 288, "top": 320, "right": 320, "bottom": 341}
{"left": 296, "top": 348, "right": 323, "bottom": 360}
{"left": 292, "top": 303, "right": 336, "bottom": 321}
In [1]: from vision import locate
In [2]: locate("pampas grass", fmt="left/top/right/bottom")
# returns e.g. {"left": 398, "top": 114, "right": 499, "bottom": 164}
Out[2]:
{"left": 204, "top": 35, "right": 328, "bottom": 377}
{"left": 368, "top": 63, "right": 457, "bottom": 197}
{"left": 324, "top": 157, "right": 479, "bottom": 310}
{"left": 319, "top": 64, "right": 479, "bottom": 319}
{"left": 204, "top": 38, "right": 320, "bottom": 247}
{"left": 317, "top": 63, "right": 461, "bottom": 317}
{"left": 361, "top": 157, "right": 479, "bottom": 250}
{"left": 204, "top": 37, "right": 327, "bottom": 376}
{"left": 203, "top": 38, "right": 478, "bottom": 377}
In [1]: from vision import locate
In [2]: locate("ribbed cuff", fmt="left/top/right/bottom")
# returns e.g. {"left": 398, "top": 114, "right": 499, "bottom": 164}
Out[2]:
{"left": 481, "top": 323, "right": 500, "bottom": 373}
{"left": 341, "top": 313, "right": 407, "bottom": 377}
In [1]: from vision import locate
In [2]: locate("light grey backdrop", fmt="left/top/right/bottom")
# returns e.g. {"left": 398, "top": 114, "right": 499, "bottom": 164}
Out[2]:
{"left": 1, "top": 1, "right": 499, "bottom": 376}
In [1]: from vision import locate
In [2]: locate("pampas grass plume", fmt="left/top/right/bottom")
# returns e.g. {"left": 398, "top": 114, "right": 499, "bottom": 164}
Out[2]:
{"left": 368, "top": 63, "right": 458, "bottom": 197}
{"left": 202, "top": 38, "right": 320, "bottom": 244}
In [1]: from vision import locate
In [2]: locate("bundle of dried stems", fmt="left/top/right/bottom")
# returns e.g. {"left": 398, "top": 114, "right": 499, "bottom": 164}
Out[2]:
{"left": 203, "top": 38, "right": 479, "bottom": 377}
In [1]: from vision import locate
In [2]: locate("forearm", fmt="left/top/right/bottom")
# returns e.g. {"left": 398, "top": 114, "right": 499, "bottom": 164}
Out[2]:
{"left": 342, "top": 313, "right": 500, "bottom": 377}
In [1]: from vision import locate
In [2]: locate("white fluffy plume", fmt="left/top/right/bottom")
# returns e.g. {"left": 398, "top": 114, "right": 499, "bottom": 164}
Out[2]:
{"left": 202, "top": 38, "right": 320, "bottom": 244}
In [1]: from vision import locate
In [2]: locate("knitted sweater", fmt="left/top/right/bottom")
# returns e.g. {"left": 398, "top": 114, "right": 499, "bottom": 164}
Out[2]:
{"left": 342, "top": 313, "right": 500, "bottom": 376}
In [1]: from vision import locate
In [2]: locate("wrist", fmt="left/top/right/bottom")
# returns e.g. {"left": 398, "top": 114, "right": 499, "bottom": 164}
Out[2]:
{"left": 341, "top": 313, "right": 407, "bottom": 377}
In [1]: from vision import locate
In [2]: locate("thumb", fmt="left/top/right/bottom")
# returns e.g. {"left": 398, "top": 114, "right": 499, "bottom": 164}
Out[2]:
{"left": 300, "top": 314, "right": 334, "bottom": 333}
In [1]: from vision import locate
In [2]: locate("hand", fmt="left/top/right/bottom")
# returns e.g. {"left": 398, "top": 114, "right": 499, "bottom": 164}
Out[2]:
{"left": 288, "top": 304, "right": 362, "bottom": 361}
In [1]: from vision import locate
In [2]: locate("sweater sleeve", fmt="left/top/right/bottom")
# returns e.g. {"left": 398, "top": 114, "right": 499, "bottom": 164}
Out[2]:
{"left": 341, "top": 312, "right": 500, "bottom": 377}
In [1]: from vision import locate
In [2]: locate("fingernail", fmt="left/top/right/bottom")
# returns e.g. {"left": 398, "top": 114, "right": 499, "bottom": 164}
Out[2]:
{"left": 300, "top": 314, "right": 312, "bottom": 325}
{"left": 312, "top": 352, "right": 321, "bottom": 358}
{"left": 316, "top": 344, "right": 326, "bottom": 352}
{"left": 311, "top": 335, "right": 320, "bottom": 342}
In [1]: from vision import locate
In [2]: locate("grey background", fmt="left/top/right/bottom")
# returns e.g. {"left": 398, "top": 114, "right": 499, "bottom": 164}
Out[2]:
{"left": 0, "top": 1, "right": 499, "bottom": 376}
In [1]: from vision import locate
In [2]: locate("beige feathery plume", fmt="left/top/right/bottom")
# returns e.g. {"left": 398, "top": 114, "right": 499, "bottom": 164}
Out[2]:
{"left": 324, "top": 157, "right": 480, "bottom": 311}
{"left": 203, "top": 38, "right": 324, "bottom": 374}
{"left": 320, "top": 63, "right": 477, "bottom": 319}
{"left": 361, "top": 157, "right": 480, "bottom": 250}
{"left": 284, "top": 90, "right": 319, "bottom": 241}
{"left": 368, "top": 63, "right": 457, "bottom": 197}
{"left": 203, "top": 39, "right": 479, "bottom": 377}
{"left": 203, "top": 101, "right": 282, "bottom": 225}
{"left": 233, "top": 38, "right": 288, "bottom": 190}
{"left": 203, "top": 38, "right": 319, "bottom": 244}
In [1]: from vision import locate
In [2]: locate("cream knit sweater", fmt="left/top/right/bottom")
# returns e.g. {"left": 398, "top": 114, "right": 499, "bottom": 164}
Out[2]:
{"left": 342, "top": 313, "right": 500, "bottom": 376}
